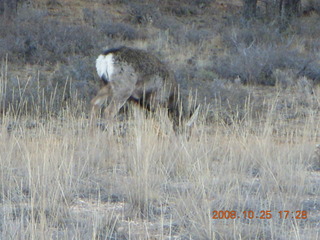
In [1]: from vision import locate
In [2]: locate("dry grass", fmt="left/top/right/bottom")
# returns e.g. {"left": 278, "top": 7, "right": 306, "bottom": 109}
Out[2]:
{"left": 1, "top": 1, "right": 320, "bottom": 239}
{"left": 1, "top": 66, "right": 320, "bottom": 240}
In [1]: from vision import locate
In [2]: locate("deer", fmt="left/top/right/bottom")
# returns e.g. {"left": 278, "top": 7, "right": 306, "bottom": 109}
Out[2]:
{"left": 90, "top": 46, "right": 199, "bottom": 133}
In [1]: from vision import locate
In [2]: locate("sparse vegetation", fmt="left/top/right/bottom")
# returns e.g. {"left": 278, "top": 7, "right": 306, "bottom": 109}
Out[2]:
{"left": 0, "top": 0, "right": 320, "bottom": 239}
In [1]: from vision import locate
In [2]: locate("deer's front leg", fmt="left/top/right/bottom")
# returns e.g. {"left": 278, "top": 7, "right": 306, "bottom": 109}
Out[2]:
{"left": 90, "top": 83, "right": 134, "bottom": 127}
{"left": 90, "top": 84, "right": 113, "bottom": 128}
{"left": 102, "top": 89, "right": 133, "bottom": 121}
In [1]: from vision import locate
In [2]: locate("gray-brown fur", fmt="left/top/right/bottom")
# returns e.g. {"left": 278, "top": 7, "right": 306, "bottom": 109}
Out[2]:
{"left": 91, "top": 46, "right": 181, "bottom": 129}
{"left": 105, "top": 47, "right": 174, "bottom": 81}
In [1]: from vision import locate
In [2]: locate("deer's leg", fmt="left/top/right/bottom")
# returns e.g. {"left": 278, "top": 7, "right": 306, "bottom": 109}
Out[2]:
{"left": 148, "top": 89, "right": 182, "bottom": 133}
{"left": 90, "top": 84, "right": 113, "bottom": 127}
{"left": 90, "top": 87, "right": 133, "bottom": 132}
{"left": 102, "top": 97, "right": 129, "bottom": 120}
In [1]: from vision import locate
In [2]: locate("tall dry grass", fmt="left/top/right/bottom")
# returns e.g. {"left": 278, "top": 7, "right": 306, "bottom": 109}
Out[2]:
{"left": 0, "top": 64, "right": 320, "bottom": 240}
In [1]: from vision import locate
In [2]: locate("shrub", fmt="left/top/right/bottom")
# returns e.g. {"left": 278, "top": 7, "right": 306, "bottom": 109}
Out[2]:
{"left": 185, "top": 29, "right": 213, "bottom": 44}
{"left": 128, "top": 3, "right": 161, "bottom": 24}
{"left": 163, "top": 3, "right": 198, "bottom": 16}
{"left": 98, "top": 22, "right": 141, "bottom": 40}
{"left": 82, "top": 8, "right": 95, "bottom": 26}
{"left": 0, "top": 7, "right": 100, "bottom": 65}
{"left": 1, "top": 71, "right": 53, "bottom": 115}
{"left": 212, "top": 44, "right": 311, "bottom": 85}
{"left": 304, "top": 0, "right": 320, "bottom": 16}
{"left": 298, "top": 61, "right": 320, "bottom": 84}
{"left": 215, "top": 17, "right": 320, "bottom": 85}
{"left": 47, "top": 56, "right": 97, "bottom": 108}
{"left": 175, "top": 65, "right": 250, "bottom": 122}
{"left": 0, "top": 55, "right": 97, "bottom": 115}
{"left": 221, "top": 24, "right": 284, "bottom": 51}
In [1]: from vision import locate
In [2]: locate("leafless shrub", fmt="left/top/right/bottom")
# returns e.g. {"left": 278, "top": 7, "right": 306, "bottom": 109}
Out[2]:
{"left": 195, "top": 0, "right": 215, "bottom": 8}
{"left": 164, "top": 3, "right": 198, "bottom": 16}
{"left": 98, "top": 22, "right": 141, "bottom": 40}
{"left": 128, "top": 3, "right": 161, "bottom": 24}
{"left": 165, "top": 0, "right": 214, "bottom": 12}
{"left": 185, "top": 29, "right": 213, "bottom": 44}
{"left": 82, "top": 7, "right": 95, "bottom": 27}
{"left": 38, "top": 23, "right": 98, "bottom": 63}
{"left": 46, "top": 0, "right": 62, "bottom": 7}
{"left": 209, "top": 80, "right": 251, "bottom": 123}
{"left": 273, "top": 69, "right": 296, "bottom": 89}
{"left": 221, "top": 24, "right": 284, "bottom": 51}
{"left": 1, "top": 71, "right": 57, "bottom": 115}
{"left": 0, "top": 7, "right": 100, "bottom": 64}
{"left": 295, "top": 14, "right": 320, "bottom": 38}
{"left": 296, "top": 76, "right": 315, "bottom": 95}
{"left": 216, "top": 19, "right": 320, "bottom": 85}
{"left": 0, "top": 58, "right": 96, "bottom": 116}
{"left": 298, "top": 61, "right": 320, "bottom": 84}
{"left": 152, "top": 16, "right": 186, "bottom": 44}
{"left": 212, "top": 45, "right": 310, "bottom": 85}
{"left": 44, "top": 57, "right": 99, "bottom": 114}
{"left": 175, "top": 68, "right": 251, "bottom": 123}
{"left": 98, "top": 0, "right": 129, "bottom": 4}
{"left": 274, "top": 69, "right": 315, "bottom": 94}
{"left": 303, "top": 0, "right": 320, "bottom": 16}
{"left": 1, "top": 24, "right": 94, "bottom": 64}
{"left": 304, "top": 38, "right": 320, "bottom": 52}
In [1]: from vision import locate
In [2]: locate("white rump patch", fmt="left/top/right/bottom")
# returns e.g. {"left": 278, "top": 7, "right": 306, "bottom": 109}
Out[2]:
{"left": 96, "top": 54, "right": 114, "bottom": 82}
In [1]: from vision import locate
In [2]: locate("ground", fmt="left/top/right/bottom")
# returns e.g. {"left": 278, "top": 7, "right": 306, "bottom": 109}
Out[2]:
{"left": 0, "top": 0, "right": 320, "bottom": 239}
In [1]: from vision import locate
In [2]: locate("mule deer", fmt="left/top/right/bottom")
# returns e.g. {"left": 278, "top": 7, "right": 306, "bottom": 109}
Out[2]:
{"left": 91, "top": 46, "right": 197, "bottom": 131}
